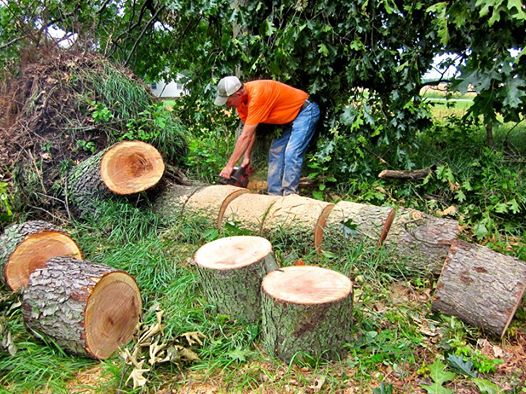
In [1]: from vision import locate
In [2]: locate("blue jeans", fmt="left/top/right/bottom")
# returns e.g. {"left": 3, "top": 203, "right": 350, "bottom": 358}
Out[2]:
{"left": 267, "top": 102, "right": 320, "bottom": 195}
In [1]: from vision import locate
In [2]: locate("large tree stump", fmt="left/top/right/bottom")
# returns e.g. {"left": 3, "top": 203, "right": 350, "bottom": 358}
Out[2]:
{"left": 432, "top": 240, "right": 526, "bottom": 337}
{"left": 383, "top": 208, "right": 459, "bottom": 274}
{"left": 193, "top": 236, "right": 278, "bottom": 323}
{"left": 261, "top": 266, "right": 353, "bottom": 362}
{"left": 68, "top": 141, "right": 164, "bottom": 216}
{"left": 0, "top": 220, "right": 82, "bottom": 291}
{"left": 324, "top": 201, "right": 395, "bottom": 248}
{"left": 22, "top": 257, "right": 142, "bottom": 359}
{"left": 221, "top": 193, "right": 281, "bottom": 233}
{"left": 262, "top": 195, "right": 334, "bottom": 250}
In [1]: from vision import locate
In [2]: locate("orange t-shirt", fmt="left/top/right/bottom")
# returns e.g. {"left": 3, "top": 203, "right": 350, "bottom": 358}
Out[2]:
{"left": 235, "top": 80, "right": 308, "bottom": 126}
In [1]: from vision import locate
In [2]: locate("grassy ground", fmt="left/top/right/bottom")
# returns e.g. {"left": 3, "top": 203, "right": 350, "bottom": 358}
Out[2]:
{"left": 1, "top": 200, "right": 525, "bottom": 393}
{"left": 1, "top": 88, "right": 525, "bottom": 393}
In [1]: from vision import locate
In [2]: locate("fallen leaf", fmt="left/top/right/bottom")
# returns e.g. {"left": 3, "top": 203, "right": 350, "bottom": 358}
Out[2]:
{"left": 309, "top": 376, "right": 326, "bottom": 392}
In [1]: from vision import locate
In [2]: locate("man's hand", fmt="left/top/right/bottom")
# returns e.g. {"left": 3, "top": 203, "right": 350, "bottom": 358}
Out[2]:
{"left": 241, "top": 157, "right": 250, "bottom": 169}
{"left": 220, "top": 164, "right": 234, "bottom": 179}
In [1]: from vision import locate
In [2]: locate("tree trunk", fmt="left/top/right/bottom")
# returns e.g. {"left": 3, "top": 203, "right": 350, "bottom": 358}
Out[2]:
{"left": 261, "top": 266, "right": 353, "bottom": 362}
{"left": 67, "top": 141, "right": 164, "bottom": 217}
{"left": 384, "top": 208, "right": 459, "bottom": 274}
{"left": 153, "top": 184, "right": 205, "bottom": 222}
{"left": 432, "top": 240, "right": 526, "bottom": 338}
{"left": 193, "top": 236, "right": 278, "bottom": 323}
{"left": 0, "top": 220, "right": 82, "bottom": 291}
{"left": 22, "top": 256, "right": 142, "bottom": 359}
{"left": 262, "top": 195, "right": 334, "bottom": 251}
{"left": 324, "top": 201, "right": 395, "bottom": 249}
{"left": 221, "top": 193, "right": 281, "bottom": 233}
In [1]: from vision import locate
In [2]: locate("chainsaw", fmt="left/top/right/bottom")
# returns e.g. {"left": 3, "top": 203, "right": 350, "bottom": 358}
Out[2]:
{"left": 218, "top": 165, "right": 253, "bottom": 188}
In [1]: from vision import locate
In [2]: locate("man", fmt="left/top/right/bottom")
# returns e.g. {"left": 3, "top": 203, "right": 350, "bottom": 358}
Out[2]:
{"left": 215, "top": 76, "right": 320, "bottom": 196}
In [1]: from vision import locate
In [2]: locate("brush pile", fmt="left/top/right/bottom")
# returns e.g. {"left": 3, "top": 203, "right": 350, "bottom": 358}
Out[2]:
{"left": 0, "top": 48, "right": 187, "bottom": 222}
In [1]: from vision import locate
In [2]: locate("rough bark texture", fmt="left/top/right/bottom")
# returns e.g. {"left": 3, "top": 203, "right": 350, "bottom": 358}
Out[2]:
{"left": 153, "top": 184, "right": 205, "bottom": 223}
{"left": 432, "top": 240, "right": 526, "bottom": 337}
{"left": 261, "top": 267, "right": 353, "bottom": 362}
{"left": 221, "top": 193, "right": 281, "bottom": 233}
{"left": 324, "top": 201, "right": 394, "bottom": 248}
{"left": 194, "top": 237, "right": 278, "bottom": 323}
{"left": 184, "top": 185, "right": 249, "bottom": 228}
{"left": 262, "top": 195, "right": 334, "bottom": 249}
{"left": 22, "top": 257, "right": 141, "bottom": 359}
{"left": 378, "top": 167, "right": 432, "bottom": 180}
{"left": 0, "top": 220, "right": 82, "bottom": 290}
{"left": 67, "top": 149, "right": 110, "bottom": 217}
{"left": 384, "top": 208, "right": 460, "bottom": 274}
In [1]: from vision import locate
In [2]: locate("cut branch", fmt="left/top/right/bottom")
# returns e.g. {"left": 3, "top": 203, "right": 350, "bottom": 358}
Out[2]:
{"left": 378, "top": 167, "right": 434, "bottom": 180}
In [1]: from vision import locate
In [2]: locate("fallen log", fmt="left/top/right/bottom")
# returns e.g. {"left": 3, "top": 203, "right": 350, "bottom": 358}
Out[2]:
{"left": 0, "top": 220, "right": 82, "bottom": 291}
{"left": 432, "top": 240, "right": 526, "bottom": 338}
{"left": 262, "top": 195, "right": 334, "bottom": 251}
{"left": 261, "top": 266, "right": 353, "bottom": 362}
{"left": 221, "top": 193, "right": 281, "bottom": 233}
{"left": 193, "top": 236, "right": 278, "bottom": 323}
{"left": 67, "top": 141, "right": 164, "bottom": 217}
{"left": 22, "top": 256, "right": 142, "bottom": 359}
{"left": 378, "top": 167, "right": 433, "bottom": 180}
{"left": 324, "top": 201, "right": 395, "bottom": 248}
{"left": 384, "top": 208, "right": 459, "bottom": 274}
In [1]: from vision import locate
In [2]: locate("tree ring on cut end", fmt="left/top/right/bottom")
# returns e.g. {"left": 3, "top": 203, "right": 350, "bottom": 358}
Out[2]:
{"left": 5, "top": 231, "right": 82, "bottom": 291}
{"left": 194, "top": 236, "right": 272, "bottom": 270}
{"left": 85, "top": 272, "right": 142, "bottom": 359}
{"left": 100, "top": 141, "right": 165, "bottom": 195}
{"left": 262, "top": 266, "right": 352, "bottom": 305}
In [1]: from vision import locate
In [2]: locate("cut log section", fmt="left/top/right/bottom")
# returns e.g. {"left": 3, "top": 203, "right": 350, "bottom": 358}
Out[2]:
{"left": 153, "top": 184, "right": 204, "bottom": 221}
{"left": 262, "top": 195, "right": 334, "bottom": 251}
{"left": 221, "top": 193, "right": 281, "bottom": 233}
{"left": 185, "top": 185, "right": 249, "bottom": 228}
{"left": 0, "top": 220, "right": 82, "bottom": 291}
{"left": 193, "top": 236, "right": 278, "bottom": 323}
{"left": 324, "top": 201, "right": 395, "bottom": 248}
{"left": 432, "top": 240, "right": 526, "bottom": 338}
{"left": 22, "top": 257, "right": 142, "bottom": 359}
{"left": 261, "top": 266, "right": 353, "bottom": 362}
{"left": 68, "top": 141, "right": 164, "bottom": 216}
{"left": 383, "top": 208, "right": 459, "bottom": 274}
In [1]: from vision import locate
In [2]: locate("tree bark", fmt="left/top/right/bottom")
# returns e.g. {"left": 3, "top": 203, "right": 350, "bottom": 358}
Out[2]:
{"left": 384, "top": 208, "right": 459, "bottom": 274}
{"left": 193, "top": 236, "right": 278, "bottom": 323}
{"left": 261, "top": 266, "right": 353, "bottom": 362}
{"left": 262, "top": 195, "right": 334, "bottom": 251}
{"left": 378, "top": 167, "right": 433, "bottom": 180}
{"left": 153, "top": 183, "right": 205, "bottom": 222}
{"left": 67, "top": 141, "right": 164, "bottom": 217}
{"left": 432, "top": 240, "right": 526, "bottom": 338}
{"left": 0, "top": 220, "right": 82, "bottom": 291}
{"left": 22, "top": 257, "right": 142, "bottom": 359}
{"left": 221, "top": 193, "right": 281, "bottom": 233}
{"left": 324, "top": 201, "right": 395, "bottom": 249}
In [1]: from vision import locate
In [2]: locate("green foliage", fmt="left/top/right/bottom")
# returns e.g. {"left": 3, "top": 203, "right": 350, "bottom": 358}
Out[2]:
{"left": 0, "top": 182, "right": 13, "bottom": 224}
{"left": 421, "top": 358, "right": 456, "bottom": 394}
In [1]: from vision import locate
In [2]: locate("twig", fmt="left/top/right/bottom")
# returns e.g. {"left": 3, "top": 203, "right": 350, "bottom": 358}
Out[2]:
{"left": 124, "top": 5, "right": 165, "bottom": 66}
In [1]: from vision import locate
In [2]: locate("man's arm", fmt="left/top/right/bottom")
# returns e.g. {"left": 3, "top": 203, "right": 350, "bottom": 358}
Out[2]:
{"left": 220, "top": 123, "right": 257, "bottom": 178}
{"left": 242, "top": 129, "right": 256, "bottom": 168}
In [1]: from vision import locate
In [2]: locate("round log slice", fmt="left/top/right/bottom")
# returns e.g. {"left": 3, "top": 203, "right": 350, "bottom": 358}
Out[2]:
{"left": 0, "top": 220, "right": 82, "bottom": 291}
{"left": 68, "top": 141, "right": 164, "bottom": 216}
{"left": 261, "top": 266, "right": 353, "bottom": 362}
{"left": 185, "top": 185, "right": 250, "bottom": 228}
{"left": 22, "top": 257, "right": 142, "bottom": 359}
{"left": 384, "top": 208, "right": 459, "bottom": 274}
{"left": 432, "top": 240, "right": 526, "bottom": 338}
{"left": 324, "top": 201, "right": 394, "bottom": 248}
{"left": 193, "top": 236, "right": 278, "bottom": 323}
{"left": 262, "top": 195, "right": 334, "bottom": 251}
{"left": 221, "top": 193, "right": 281, "bottom": 233}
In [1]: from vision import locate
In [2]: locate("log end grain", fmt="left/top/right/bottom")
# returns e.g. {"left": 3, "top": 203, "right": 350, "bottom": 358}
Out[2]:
{"left": 85, "top": 271, "right": 142, "bottom": 359}
{"left": 262, "top": 266, "right": 352, "bottom": 305}
{"left": 194, "top": 236, "right": 273, "bottom": 270}
{"left": 4, "top": 231, "right": 82, "bottom": 291}
{"left": 100, "top": 141, "right": 165, "bottom": 195}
